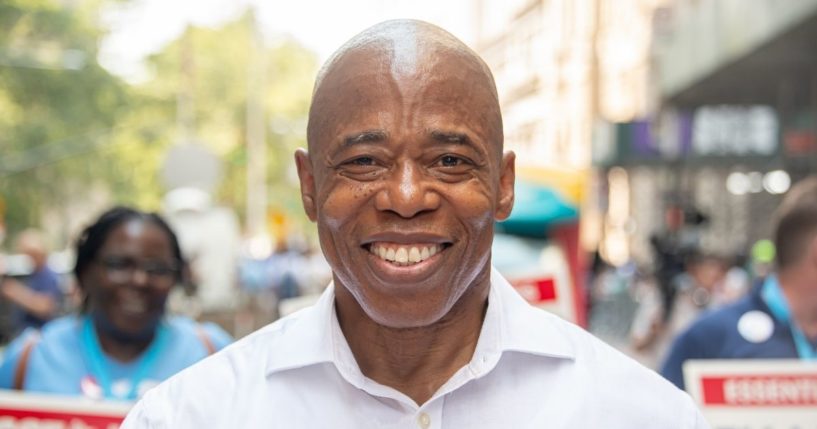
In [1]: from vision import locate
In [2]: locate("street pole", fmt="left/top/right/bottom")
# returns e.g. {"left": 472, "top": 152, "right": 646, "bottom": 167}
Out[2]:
{"left": 177, "top": 27, "right": 196, "bottom": 144}
{"left": 245, "top": 15, "right": 267, "bottom": 240}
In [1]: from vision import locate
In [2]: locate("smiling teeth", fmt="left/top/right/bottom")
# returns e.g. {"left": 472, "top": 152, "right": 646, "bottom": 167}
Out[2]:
{"left": 371, "top": 243, "right": 442, "bottom": 266}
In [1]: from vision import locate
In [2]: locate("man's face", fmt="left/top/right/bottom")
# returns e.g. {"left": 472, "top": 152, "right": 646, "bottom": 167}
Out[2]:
{"left": 298, "top": 45, "right": 514, "bottom": 328}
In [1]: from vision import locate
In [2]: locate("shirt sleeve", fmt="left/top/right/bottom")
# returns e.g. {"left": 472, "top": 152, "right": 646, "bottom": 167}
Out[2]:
{"left": 693, "top": 408, "right": 711, "bottom": 429}
{"left": 660, "top": 339, "right": 689, "bottom": 389}
{"left": 660, "top": 316, "right": 722, "bottom": 390}
{"left": 0, "top": 329, "right": 37, "bottom": 389}
{"left": 121, "top": 389, "right": 164, "bottom": 429}
{"left": 30, "top": 269, "right": 63, "bottom": 300}
{"left": 689, "top": 402, "right": 710, "bottom": 429}
{"left": 677, "top": 383, "right": 711, "bottom": 429}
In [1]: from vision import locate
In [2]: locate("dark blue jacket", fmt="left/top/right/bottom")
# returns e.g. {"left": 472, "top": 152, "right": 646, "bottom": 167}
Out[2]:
{"left": 659, "top": 282, "right": 805, "bottom": 390}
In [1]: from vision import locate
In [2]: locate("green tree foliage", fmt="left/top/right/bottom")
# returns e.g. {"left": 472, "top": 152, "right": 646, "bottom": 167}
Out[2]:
{"left": 0, "top": 3, "right": 318, "bottom": 247}
{"left": 0, "top": 0, "right": 131, "bottom": 244}
{"left": 142, "top": 13, "right": 317, "bottom": 227}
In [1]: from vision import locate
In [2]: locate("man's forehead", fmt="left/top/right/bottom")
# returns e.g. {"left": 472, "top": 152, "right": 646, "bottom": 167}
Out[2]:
{"left": 311, "top": 53, "right": 497, "bottom": 142}
{"left": 323, "top": 41, "right": 480, "bottom": 86}
{"left": 387, "top": 24, "right": 419, "bottom": 77}
{"left": 306, "top": 20, "right": 502, "bottom": 155}
{"left": 314, "top": 20, "right": 475, "bottom": 84}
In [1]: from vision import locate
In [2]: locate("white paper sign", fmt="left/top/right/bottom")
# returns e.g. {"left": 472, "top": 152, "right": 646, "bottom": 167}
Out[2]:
{"left": 684, "top": 359, "right": 817, "bottom": 429}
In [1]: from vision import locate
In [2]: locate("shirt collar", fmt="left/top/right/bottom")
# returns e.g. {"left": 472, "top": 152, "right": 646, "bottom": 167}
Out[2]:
{"left": 488, "top": 267, "right": 576, "bottom": 360}
{"left": 264, "top": 284, "right": 336, "bottom": 375}
{"left": 264, "top": 266, "right": 575, "bottom": 377}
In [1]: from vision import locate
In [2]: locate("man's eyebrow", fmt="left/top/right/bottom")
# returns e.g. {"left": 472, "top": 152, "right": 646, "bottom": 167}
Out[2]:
{"left": 429, "top": 130, "right": 476, "bottom": 147}
{"left": 343, "top": 130, "right": 389, "bottom": 147}
{"left": 429, "top": 130, "right": 490, "bottom": 161}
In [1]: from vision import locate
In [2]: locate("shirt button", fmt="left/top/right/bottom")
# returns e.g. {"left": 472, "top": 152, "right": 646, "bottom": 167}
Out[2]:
{"left": 417, "top": 412, "right": 431, "bottom": 429}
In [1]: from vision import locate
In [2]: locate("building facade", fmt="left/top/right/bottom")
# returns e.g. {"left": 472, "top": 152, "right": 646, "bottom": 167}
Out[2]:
{"left": 616, "top": 0, "right": 817, "bottom": 265}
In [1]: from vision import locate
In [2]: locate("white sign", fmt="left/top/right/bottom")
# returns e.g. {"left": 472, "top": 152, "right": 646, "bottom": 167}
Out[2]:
{"left": 492, "top": 234, "right": 577, "bottom": 323}
{"left": 684, "top": 359, "right": 817, "bottom": 429}
{"left": 161, "top": 143, "right": 222, "bottom": 193}
{"left": 692, "top": 106, "right": 778, "bottom": 156}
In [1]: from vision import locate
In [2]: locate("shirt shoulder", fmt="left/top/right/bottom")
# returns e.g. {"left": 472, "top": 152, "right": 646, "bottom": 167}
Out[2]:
{"left": 525, "top": 309, "right": 706, "bottom": 427}
{"left": 0, "top": 329, "right": 39, "bottom": 388}
{"left": 675, "top": 294, "right": 757, "bottom": 353}
{"left": 0, "top": 316, "right": 81, "bottom": 390}
{"left": 659, "top": 295, "right": 762, "bottom": 389}
{"left": 122, "top": 310, "right": 308, "bottom": 428}
{"left": 28, "top": 267, "right": 62, "bottom": 295}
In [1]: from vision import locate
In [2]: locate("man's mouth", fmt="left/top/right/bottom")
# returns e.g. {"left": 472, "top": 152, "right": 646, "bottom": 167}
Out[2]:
{"left": 367, "top": 243, "right": 447, "bottom": 266}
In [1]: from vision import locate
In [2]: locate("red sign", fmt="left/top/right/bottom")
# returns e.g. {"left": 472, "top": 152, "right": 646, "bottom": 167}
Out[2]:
{"left": 510, "top": 277, "right": 557, "bottom": 303}
{"left": 0, "top": 392, "right": 130, "bottom": 429}
{"left": 701, "top": 374, "right": 817, "bottom": 406}
{"left": 784, "top": 130, "right": 817, "bottom": 155}
{"left": 0, "top": 408, "right": 124, "bottom": 428}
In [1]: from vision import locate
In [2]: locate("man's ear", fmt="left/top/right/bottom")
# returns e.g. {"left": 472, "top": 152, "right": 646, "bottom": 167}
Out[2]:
{"left": 294, "top": 149, "right": 317, "bottom": 222}
{"left": 495, "top": 151, "right": 516, "bottom": 221}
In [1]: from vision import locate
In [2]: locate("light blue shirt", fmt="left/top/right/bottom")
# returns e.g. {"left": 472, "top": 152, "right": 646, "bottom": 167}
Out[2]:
{"left": 0, "top": 315, "right": 232, "bottom": 400}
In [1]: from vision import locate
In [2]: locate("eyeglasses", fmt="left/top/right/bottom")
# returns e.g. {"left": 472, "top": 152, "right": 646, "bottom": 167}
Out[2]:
{"left": 96, "top": 257, "right": 179, "bottom": 285}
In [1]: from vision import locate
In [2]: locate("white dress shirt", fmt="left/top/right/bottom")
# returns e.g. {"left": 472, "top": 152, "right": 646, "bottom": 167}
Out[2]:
{"left": 122, "top": 268, "right": 708, "bottom": 428}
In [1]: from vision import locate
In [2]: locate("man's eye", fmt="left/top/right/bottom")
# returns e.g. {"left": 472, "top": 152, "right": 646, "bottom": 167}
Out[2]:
{"left": 337, "top": 155, "right": 384, "bottom": 180}
{"left": 350, "top": 157, "right": 375, "bottom": 166}
{"left": 438, "top": 155, "right": 469, "bottom": 168}
{"left": 441, "top": 156, "right": 460, "bottom": 167}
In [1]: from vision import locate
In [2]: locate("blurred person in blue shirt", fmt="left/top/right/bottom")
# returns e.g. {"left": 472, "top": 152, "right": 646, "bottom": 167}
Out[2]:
{"left": 1, "top": 229, "right": 63, "bottom": 335}
{"left": 660, "top": 176, "right": 817, "bottom": 390}
{"left": 0, "top": 207, "right": 231, "bottom": 400}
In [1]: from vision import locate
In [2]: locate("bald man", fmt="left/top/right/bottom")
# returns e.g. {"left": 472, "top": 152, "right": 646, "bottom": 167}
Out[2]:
{"left": 123, "top": 20, "right": 707, "bottom": 428}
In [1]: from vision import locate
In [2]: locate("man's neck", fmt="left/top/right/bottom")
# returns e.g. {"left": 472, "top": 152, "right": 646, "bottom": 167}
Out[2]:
{"left": 335, "top": 275, "right": 490, "bottom": 406}
{"left": 777, "top": 270, "right": 817, "bottom": 339}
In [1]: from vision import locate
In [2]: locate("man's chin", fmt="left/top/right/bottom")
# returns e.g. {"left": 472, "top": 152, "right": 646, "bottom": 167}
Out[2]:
{"left": 365, "top": 306, "right": 450, "bottom": 330}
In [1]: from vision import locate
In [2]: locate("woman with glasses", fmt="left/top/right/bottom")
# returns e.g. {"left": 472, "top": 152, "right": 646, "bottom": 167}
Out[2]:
{"left": 0, "top": 206, "right": 232, "bottom": 400}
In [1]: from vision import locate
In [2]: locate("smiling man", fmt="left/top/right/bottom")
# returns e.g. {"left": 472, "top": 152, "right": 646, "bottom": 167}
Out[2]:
{"left": 123, "top": 20, "right": 707, "bottom": 428}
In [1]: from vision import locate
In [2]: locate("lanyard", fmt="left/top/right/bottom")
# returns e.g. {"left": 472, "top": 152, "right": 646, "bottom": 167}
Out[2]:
{"left": 82, "top": 316, "right": 168, "bottom": 400}
{"left": 760, "top": 276, "right": 817, "bottom": 360}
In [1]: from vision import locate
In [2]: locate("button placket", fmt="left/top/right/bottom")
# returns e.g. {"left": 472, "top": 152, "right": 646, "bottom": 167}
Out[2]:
{"left": 415, "top": 398, "right": 444, "bottom": 429}
{"left": 417, "top": 412, "right": 431, "bottom": 429}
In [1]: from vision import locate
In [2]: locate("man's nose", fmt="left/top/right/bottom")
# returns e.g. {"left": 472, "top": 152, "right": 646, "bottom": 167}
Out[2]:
{"left": 374, "top": 162, "right": 440, "bottom": 218}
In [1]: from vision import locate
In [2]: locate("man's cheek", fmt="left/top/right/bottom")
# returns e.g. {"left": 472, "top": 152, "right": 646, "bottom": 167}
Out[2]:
{"left": 319, "top": 192, "right": 355, "bottom": 230}
{"left": 453, "top": 188, "right": 495, "bottom": 228}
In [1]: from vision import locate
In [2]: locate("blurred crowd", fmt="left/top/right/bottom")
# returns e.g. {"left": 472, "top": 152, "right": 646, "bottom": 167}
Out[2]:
{"left": 588, "top": 176, "right": 817, "bottom": 388}
{"left": 0, "top": 206, "right": 331, "bottom": 400}
{"left": 1, "top": 174, "right": 816, "bottom": 401}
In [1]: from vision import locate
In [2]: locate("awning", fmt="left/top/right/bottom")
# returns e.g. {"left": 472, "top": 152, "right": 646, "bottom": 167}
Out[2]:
{"left": 497, "top": 179, "right": 579, "bottom": 237}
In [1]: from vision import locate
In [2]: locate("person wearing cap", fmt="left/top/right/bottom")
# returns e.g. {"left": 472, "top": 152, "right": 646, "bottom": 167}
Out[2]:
{"left": 660, "top": 176, "right": 817, "bottom": 390}
{"left": 122, "top": 20, "right": 706, "bottom": 428}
